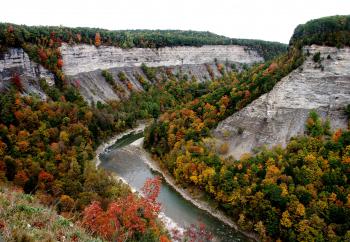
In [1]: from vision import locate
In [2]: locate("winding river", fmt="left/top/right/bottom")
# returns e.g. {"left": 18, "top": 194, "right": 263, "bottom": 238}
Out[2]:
{"left": 98, "top": 128, "right": 250, "bottom": 242}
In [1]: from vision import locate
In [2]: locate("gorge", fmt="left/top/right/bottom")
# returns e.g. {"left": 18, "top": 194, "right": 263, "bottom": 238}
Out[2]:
{"left": 214, "top": 45, "right": 350, "bottom": 158}
{"left": 0, "top": 14, "right": 350, "bottom": 242}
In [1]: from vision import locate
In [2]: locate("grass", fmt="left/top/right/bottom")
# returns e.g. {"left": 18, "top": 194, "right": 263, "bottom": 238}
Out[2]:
{"left": 0, "top": 185, "right": 104, "bottom": 242}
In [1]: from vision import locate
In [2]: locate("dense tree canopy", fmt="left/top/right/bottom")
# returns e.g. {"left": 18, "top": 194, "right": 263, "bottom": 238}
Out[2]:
{"left": 0, "top": 23, "right": 287, "bottom": 61}
{"left": 290, "top": 15, "right": 350, "bottom": 48}
{"left": 1, "top": 14, "right": 350, "bottom": 241}
{"left": 146, "top": 110, "right": 350, "bottom": 241}
{"left": 143, "top": 15, "right": 350, "bottom": 241}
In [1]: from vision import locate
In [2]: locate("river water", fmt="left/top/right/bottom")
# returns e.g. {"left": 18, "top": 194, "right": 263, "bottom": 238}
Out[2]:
{"left": 99, "top": 131, "right": 249, "bottom": 242}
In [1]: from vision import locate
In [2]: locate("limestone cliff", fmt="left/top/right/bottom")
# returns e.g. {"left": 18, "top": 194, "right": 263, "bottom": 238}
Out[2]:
{"left": 1, "top": 44, "right": 264, "bottom": 104}
{"left": 214, "top": 45, "right": 350, "bottom": 158}
{"left": 60, "top": 44, "right": 263, "bottom": 103}
{"left": 0, "top": 48, "right": 54, "bottom": 98}
{"left": 61, "top": 44, "right": 263, "bottom": 75}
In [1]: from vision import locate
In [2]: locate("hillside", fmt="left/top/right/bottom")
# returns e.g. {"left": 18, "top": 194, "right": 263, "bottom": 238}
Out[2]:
{"left": 0, "top": 23, "right": 287, "bottom": 104}
{"left": 214, "top": 45, "right": 350, "bottom": 158}
{"left": 1, "top": 14, "right": 350, "bottom": 242}
{"left": 60, "top": 43, "right": 263, "bottom": 103}
{"left": 0, "top": 186, "right": 102, "bottom": 241}
{"left": 143, "top": 15, "right": 350, "bottom": 241}
{"left": 290, "top": 15, "right": 350, "bottom": 47}
{"left": 214, "top": 14, "right": 350, "bottom": 158}
{"left": 0, "top": 23, "right": 287, "bottom": 59}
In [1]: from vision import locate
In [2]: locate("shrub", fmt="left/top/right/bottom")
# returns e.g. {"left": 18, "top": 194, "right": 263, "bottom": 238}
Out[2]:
{"left": 59, "top": 195, "right": 75, "bottom": 212}
{"left": 82, "top": 177, "right": 165, "bottom": 241}
{"left": 11, "top": 74, "right": 23, "bottom": 92}
{"left": 102, "top": 70, "right": 114, "bottom": 85}
{"left": 141, "top": 63, "right": 157, "bottom": 81}
{"left": 218, "top": 142, "right": 229, "bottom": 155}
{"left": 313, "top": 52, "right": 321, "bottom": 62}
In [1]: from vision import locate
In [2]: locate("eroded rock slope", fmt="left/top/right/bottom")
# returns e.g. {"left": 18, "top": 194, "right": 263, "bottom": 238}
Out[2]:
{"left": 60, "top": 44, "right": 263, "bottom": 103}
{"left": 0, "top": 48, "right": 54, "bottom": 98}
{"left": 214, "top": 45, "right": 350, "bottom": 158}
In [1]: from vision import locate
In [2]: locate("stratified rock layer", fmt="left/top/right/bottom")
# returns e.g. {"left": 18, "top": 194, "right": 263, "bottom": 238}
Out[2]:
{"left": 60, "top": 44, "right": 263, "bottom": 103}
{"left": 214, "top": 45, "right": 350, "bottom": 158}
{"left": 60, "top": 44, "right": 263, "bottom": 75}
{"left": 0, "top": 48, "right": 54, "bottom": 98}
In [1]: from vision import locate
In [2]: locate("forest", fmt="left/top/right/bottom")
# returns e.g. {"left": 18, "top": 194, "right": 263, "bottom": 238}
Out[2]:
{"left": 1, "top": 14, "right": 350, "bottom": 241}
{"left": 143, "top": 15, "right": 350, "bottom": 241}
{"left": 0, "top": 23, "right": 288, "bottom": 59}
{"left": 290, "top": 15, "right": 350, "bottom": 47}
{"left": 0, "top": 23, "right": 287, "bottom": 79}
{"left": 0, "top": 70, "right": 222, "bottom": 240}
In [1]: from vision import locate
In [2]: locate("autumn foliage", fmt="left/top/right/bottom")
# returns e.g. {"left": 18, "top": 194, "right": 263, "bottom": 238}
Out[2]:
{"left": 143, "top": 44, "right": 350, "bottom": 241}
{"left": 0, "top": 88, "right": 173, "bottom": 241}
{"left": 11, "top": 74, "right": 23, "bottom": 92}
{"left": 94, "top": 32, "right": 101, "bottom": 47}
{"left": 82, "top": 177, "right": 165, "bottom": 241}
{"left": 146, "top": 109, "right": 350, "bottom": 241}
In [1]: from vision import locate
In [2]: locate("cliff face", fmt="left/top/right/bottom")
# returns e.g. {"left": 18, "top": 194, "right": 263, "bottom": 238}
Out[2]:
{"left": 60, "top": 44, "right": 263, "bottom": 103}
{"left": 214, "top": 45, "right": 350, "bottom": 159}
{"left": 60, "top": 44, "right": 263, "bottom": 75}
{"left": 0, "top": 48, "right": 54, "bottom": 98}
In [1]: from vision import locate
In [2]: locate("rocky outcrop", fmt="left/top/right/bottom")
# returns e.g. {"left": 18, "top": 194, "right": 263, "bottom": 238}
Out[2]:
{"left": 0, "top": 48, "right": 54, "bottom": 98}
{"left": 214, "top": 45, "right": 350, "bottom": 159}
{"left": 61, "top": 44, "right": 263, "bottom": 75}
{"left": 64, "top": 63, "right": 225, "bottom": 104}
{"left": 1, "top": 44, "right": 264, "bottom": 104}
{"left": 60, "top": 44, "right": 263, "bottom": 103}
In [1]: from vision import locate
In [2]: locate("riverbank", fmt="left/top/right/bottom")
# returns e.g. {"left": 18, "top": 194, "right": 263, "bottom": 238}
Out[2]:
{"left": 95, "top": 125, "right": 259, "bottom": 241}
{"left": 94, "top": 123, "right": 146, "bottom": 167}
{"left": 93, "top": 123, "right": 185, "bottom": 239}
{"left": 128, "top": 137, "right": 260, "bottom": 242}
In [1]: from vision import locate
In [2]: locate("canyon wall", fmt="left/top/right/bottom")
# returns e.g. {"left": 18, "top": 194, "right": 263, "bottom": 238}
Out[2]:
{"left": 0, "top": 48, "right": 54, "bottom": 98}
{"left": 60, "top": 44, "right": 264, "bottom": 103}
{"left": 214, "top": 45, "right": 350, "bottom": 159}
{"left": 60, "top": 44, "right": 263, "bottom": 75}
{"left": 1, "top": 44, "right": 264, "bottom": 104}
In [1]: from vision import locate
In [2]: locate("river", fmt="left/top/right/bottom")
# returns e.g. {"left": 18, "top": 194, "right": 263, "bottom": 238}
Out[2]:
{"left": 98, "top": 129, "right": 250, "bottom": 242}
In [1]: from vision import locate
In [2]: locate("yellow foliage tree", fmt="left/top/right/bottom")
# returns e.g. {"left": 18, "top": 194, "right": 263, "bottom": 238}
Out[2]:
{"left": 281, "top": 211, "right": 292, "bottom": 228}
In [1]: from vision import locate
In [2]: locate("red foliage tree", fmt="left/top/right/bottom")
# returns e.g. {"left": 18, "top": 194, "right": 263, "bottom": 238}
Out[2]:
{"left": 82, "top": 201, "right": 116, "bottom": 238}
{"left": 11, "top": 74, "right": 23, "bottom": 92}
{"left": 57, "top": 58, "right": 64, "bottom": 69}
{"left": 38, "top": 170, "right": 54, "bottom": 183}
{"left": 82, "top": 177, "right": 163, "bottom": 240}
{"left": 38, "top": 48, "right": 48, "bottom": 62}
{"left": 37, "top": 170, "right": 54, "bottom": 190}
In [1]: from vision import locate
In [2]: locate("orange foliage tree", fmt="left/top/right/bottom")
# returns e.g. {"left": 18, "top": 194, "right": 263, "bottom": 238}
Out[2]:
{"left": 95, "top": 32, "right": 101, "bottom": 47}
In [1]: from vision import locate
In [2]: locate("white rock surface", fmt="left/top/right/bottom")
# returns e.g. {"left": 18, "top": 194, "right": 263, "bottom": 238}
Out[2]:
{"left": 214, "top": 45, "right": 350, "bottom": 159}
{"left": 60, "top": 44, "right": 263, "bottom": 104}
{"left": 0, "top": 48, "right": 54, "bottom": 98}
{"left": 60, "top": 44, "right": 263, "bottom": 75}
